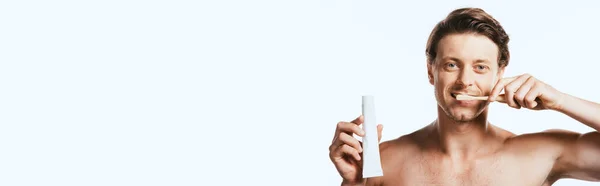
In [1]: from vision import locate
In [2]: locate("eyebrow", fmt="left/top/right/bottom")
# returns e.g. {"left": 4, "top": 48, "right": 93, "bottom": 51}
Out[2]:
{"left": 441, "top": 56, "right": 491, "bottom": 64}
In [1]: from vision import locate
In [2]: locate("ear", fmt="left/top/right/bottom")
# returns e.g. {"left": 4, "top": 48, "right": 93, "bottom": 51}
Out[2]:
{"left": 427, "top": 62, "right": 434, "bottom": 85}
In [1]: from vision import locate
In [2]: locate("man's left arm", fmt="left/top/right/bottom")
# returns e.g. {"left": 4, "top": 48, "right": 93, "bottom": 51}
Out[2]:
{"left": 489, "top": 73, "right": 600, "bottom": 180}
{"left": 551, "top": 95, "right": 600, "bottom": 181}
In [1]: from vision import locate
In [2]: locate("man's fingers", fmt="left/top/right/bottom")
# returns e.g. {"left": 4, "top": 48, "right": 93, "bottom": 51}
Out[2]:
{"left": 332, "top": 133, "right": 363, "bottom": 153}
{"left": 489, "top": 77, "right": 514, "bottom": 102}
{"left": 489, "top": 80, "right": 504, "bottom": 102}
{"left": 503, "top": 75, "right": 530, "bottom": 109}
{"left": 504, "top": 76, "right": 518, "bottom": 82}
{"left": 334, "top": 144, "right": 361, "bottom": 161}
{"left": 504, "top": 91, "right": 520, "bottom": 109}
{"left": 514, "top": 76, "right": 535, "bottom": 108}
{"left": 489, "top": 76, "right": 522, "bottom": 102}
{"left": 337, "top": 121, "right": 365, "bottom": 136}
{"left": 350, "top": 115, "right": 364, "bottom": 125}
{"left": 332, "top": 120, "right": 365, "bottom": 145}
{"left": 525, "top": 85, "right": 541, "bottom": 109}
{"left": 332, "top": 116, "right": 362, "bottom": 142}
{"left": 377, "top": 124, "right": 383, "bottom": 142}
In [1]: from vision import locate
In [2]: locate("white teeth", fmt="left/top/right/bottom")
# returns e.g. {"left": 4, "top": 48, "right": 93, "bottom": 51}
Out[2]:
{"left": 452, "top": 93, "right": 468, "bottom": 98}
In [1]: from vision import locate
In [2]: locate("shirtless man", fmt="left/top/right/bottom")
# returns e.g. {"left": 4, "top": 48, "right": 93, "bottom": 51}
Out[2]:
{"left": 328, "top": 8, "right": 600, "bottom": 186}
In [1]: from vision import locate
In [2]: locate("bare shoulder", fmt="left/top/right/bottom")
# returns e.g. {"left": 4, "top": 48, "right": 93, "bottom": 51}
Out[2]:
{"left": 380, "top": 133, "right": 420, "bottom": 153}
{"left": 503, "top": 128, "right": 583, "bottom": 157}
{"left": 379, "top": 126, "right": 432, "bottom": 163}
{"left": 507, "top": 129, "right": 582, "bottom": 146}
{"left": 505, "top": 128, "right": 600, "bottom": 181}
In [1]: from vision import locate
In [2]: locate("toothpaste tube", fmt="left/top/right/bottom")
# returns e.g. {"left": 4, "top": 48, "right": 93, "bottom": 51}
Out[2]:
{"left": 361, "top": 95, "right": 383, "bottom": 178}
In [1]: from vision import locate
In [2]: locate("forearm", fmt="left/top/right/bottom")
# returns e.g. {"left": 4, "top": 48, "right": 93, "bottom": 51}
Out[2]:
{"left": 556, "top": 93, "right": 600, "bottom": 131}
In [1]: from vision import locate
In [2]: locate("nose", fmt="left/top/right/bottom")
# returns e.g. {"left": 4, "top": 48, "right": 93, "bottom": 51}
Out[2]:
{"left": 456, "top": 68, "right": 475, "bottom": 87}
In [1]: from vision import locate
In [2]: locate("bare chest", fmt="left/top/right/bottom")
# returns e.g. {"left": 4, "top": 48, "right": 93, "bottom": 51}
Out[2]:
{"left": 381, "top": 153, "right": 555, "bottom": 186}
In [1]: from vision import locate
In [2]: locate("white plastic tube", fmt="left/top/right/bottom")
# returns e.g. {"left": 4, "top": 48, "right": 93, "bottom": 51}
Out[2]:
{"left": 361, "top": 95, "right": 383, "bottom": 177}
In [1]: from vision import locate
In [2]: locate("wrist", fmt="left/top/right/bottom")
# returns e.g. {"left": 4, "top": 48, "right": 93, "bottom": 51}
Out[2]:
{"left": 552, "top": 91, "right": 571, "bottom": 112}
{"left": 341, "top": 179, "right": 364, "bottom": 186}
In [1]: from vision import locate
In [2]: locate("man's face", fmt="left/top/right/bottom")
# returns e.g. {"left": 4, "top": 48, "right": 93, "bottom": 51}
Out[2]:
{"left": 428, "top": 33, "right": 505, "bottom": 122}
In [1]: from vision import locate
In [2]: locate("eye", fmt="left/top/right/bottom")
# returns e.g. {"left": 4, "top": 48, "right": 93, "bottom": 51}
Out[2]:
{"left": 446, "top": 63, "right": 457, "bottom": 68}
{"left": 475, "top": 65, "right": 489, "bottom": 72}
{"left": 443, "top": 62, "right": 459, "bottom": 71}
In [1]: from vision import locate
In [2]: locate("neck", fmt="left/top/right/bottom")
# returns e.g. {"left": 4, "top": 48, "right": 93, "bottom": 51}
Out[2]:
{"left": 433, "top": 106, "right": 495, "bottom": 160}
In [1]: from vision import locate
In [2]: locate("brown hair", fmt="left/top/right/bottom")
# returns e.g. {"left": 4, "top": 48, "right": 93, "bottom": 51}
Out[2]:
{"left": 425, "top": 8, "right": 510, "bottom": 67}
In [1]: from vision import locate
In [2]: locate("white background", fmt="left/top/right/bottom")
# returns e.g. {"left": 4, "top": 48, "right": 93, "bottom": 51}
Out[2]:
{"left": 1, "top": 0, "right": 599, "bottom": 185}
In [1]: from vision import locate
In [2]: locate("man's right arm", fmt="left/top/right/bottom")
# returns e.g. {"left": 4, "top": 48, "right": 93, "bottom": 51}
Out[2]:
{"left": 329, "top": 115, "right": 384, "bottom": 185}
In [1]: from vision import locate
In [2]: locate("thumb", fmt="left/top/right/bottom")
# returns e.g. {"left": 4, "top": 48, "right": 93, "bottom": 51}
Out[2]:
{"left": 377, "top": 124, "right": 383, "bottom": 142}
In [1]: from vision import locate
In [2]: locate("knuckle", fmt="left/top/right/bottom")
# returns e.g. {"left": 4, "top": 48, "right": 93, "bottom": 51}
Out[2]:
{"left": 515, "top": 92, "right": 525, "bottom": 100}
{"left": 538, "top": 82, "right": 545, "bottom": 88}
{"left": 341, "top": 143, "right": 349, "bottom": 149}
{"left": 504, "top": 85, "right": 514, "bottom": 92}
{"left": 339, "top": 122, "right": 350, "bottom": 130}
{"left": 529, "top": 75, "right": 536, "bottom": 81}
{"left": 342, "top": 144, "right": 352, "bottom": 151}
{"left": 524, "top": 95, "right": 535, "bottom": 102}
